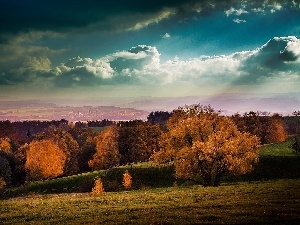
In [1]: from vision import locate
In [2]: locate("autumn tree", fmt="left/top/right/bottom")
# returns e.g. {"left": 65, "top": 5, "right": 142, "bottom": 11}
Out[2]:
{"left": 25, "top": 126, "right": 79, "bottom": 181}
{"left": 25, "top": 139, "right": 67, "bottom": 180}
{"left": 152, "top": 104, "right": 260, "bottom": 187}
{"left": 267, "top": 114, "right": 286, "bottom": 143}
{"left": 89, "top": 126, "right": 120, "bottom": 170}
{"left": 0, "top": 138, "right": 11, "bottom": 152}
{"left": 232, "top": 111, "right": 286, "bottom": 144}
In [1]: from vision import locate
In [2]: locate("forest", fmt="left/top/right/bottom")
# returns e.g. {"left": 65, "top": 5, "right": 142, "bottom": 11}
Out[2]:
{"left": 0, "top": 104, "right": 299, "bottom": 190}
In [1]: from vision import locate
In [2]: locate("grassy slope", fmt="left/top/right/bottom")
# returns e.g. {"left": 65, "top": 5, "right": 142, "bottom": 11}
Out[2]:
{"left": 0, "top": 138, "right": 300, "bottom": 224}
{"left": 1, "top": 179, "right": 299, "bottom": 224}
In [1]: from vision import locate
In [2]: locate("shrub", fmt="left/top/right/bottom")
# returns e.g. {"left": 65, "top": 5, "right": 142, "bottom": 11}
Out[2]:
{"left": 122, "top": 170, "right": 132, "bottom": 190}
{"left": 0, "top": 177, "right": 6, "bottom": 190}
{"left": 91, "top": 177, "right": 105, "bottom": 195}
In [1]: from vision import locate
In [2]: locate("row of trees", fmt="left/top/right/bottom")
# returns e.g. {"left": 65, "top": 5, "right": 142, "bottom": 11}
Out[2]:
{"left": 0, "top": 105, "right": 296, "bottom": 188}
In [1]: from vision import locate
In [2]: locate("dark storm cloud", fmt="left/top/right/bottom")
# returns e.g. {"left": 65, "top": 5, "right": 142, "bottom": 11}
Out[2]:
{"left": 1, "top": 0, "right": 299, "bottom": 37}
{"left": 235, "top": 36, "right": 300, "bottom": 84}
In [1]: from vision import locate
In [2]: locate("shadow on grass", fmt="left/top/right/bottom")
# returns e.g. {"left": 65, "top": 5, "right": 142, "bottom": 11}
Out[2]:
{"left": 224, "top": 156, "right": 300, "bottom": 182}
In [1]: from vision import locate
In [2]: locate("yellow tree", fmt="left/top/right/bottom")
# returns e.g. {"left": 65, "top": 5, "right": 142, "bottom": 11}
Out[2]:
{"left": 152, "top": 104, "right": 260, "bottom": 186}
{"left": 0, "top": 138, "right": 11, "bottom": 153}
{"left": 89, "top": 126, "right": 120, "bottom": 170}
{"left": 267, "top": 114, "right": 286, "bottom": 143}
{"left": 25, "top": 139, "right": 67, "bottom": 180}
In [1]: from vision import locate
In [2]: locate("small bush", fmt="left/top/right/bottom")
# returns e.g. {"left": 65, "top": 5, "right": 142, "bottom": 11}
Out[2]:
{"left": 91, "top": 177, "right": 105, "bottom": 195}
{"left": 122, "top": 170, "right": 132, "bottom": 190}
{"left": 0, "top": 177, "right": 6, "bottom": 190}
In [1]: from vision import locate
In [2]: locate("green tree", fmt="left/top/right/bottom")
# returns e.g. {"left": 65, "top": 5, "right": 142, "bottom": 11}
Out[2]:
{"left": 118, "top": 121, "right": 162, "bottom": 164}
{"left": 68, "top": 126, "right": 96, "bottom": 172}
{"left": 153, "top": 104, "right": 260, "bottom": 186}
{"left": 0, "top": 154, "right": 12, "bottom": 186}
{"left": 290, "top": 136, "right": 300, "bottom": 157}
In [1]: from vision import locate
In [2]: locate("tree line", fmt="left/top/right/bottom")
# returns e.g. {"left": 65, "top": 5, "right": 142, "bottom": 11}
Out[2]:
{"left": 0, "top": 105, "right": 298, "bottom": 188}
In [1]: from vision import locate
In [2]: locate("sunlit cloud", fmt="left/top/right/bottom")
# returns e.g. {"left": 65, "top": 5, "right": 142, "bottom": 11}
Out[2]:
{"left": 34, "top": 36, "right": 298, "bottom": 91}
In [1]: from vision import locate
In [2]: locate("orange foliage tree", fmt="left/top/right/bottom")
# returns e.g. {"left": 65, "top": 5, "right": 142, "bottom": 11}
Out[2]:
{"left": 89, "top": 126, "right": 120, "bottom": 170}
{"left": 25, "top": 140, "right": 67, "bottom": 180}
{"left": 267, "top": 114, "right": 286, "bottom": 143}
{"left": 25, "top": 126, "right": 79, "bottom": 181}
{"left": 0, "top": 138, "right": 11, "bottom": 153}
{"left": 152, "top": 104, "right": 260, "bottom": 187}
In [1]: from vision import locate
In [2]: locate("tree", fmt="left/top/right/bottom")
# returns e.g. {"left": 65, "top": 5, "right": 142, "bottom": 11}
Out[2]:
{"left": 153, "top": 104, "right": 260, "bottom": 186}
{"left": 34, "top": 126, "right": 80, "bottom": 176}
{"left": 147, "top": 111, "right": 172, "bottom": 130}
{"left": 118, "top": 121, "right": 162, "bottom": 164}
{"left": 232, "top": 111, "right": 286, "bottom": 144}
{"left": 68, "top": 126, "right": 96, "bottom": 172}
{"left": 25, "top": 139, "right": 67, "bottom": 180}
{"left": 290, "top": 136, "right": 300, "bottom": 157}
{"left": 0, "top": 154, "right": 12, "bottom": 186}
{"left": 25, "top": 126, "right": 79, "bottom": 181}
{"left": 89, "top": 126, "right": 120, "bottom": 170}
{"left": 267, "top": 114, "right": 286, "bottom": 143}
{"left": 0, "top": 138, "right": 11, "bottom": 152}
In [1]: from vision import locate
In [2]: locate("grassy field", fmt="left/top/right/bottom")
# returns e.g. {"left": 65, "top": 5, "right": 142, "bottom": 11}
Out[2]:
{"left": 0, "top": 138, "right": 300, "bottom": 224}
{"left": 1, "top": 179, "right": 299, "bottom": 224}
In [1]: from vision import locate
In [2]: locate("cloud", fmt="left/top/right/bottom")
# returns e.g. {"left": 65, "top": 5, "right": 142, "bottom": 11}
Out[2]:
{"left": 0, "top": 31, "right": 66, "bottom": 85}
{"left": 128, "top": 9, "right": 174, "bottom": 31}
{"left": 233, "top": 18, "right": 246, "bottom": 23}
{"left": 225, "top": 7, "right": 248, "bottom": 16}
{"left": 162, "top": 33, "right": 171, "bottom": 39}
{"left": 235, "top": 36, "right": 300, "bottom": 84}
{"left": 1, "top": 0, "right": 298, "bottom": 39}
{"left": 1, "top": 36, "right": 300, "bottom": 92}
{"left": 251, "top": 8, "right": 265, "bottom": 14}
{"left": 269, "top": 3, "right": 282, "bottom": 13}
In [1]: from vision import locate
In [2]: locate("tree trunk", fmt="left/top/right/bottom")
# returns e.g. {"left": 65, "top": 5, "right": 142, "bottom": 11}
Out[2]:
{"left": 203, "top": 174, "right": 212, "bottom": 187}
{"left": 213, "top": 174, "right": 222, "bottom": 186}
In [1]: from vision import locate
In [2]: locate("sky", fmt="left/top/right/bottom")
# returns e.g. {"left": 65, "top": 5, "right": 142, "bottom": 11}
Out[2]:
{"left": 0, "top": 0, "right": 300, "bottom": 113}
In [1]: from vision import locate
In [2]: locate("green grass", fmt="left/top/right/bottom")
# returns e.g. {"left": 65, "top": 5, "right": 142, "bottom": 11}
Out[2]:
{"left": 259, "top": 137, "right": 295, "bottom": 157}
{"left": 1, "top": 179, "right": 299, "bottom": 224}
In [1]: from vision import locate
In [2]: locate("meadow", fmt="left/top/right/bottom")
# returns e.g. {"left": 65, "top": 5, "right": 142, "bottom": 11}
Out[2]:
{"left": 0, "top": 138, "right": 300, "bottom": 224}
